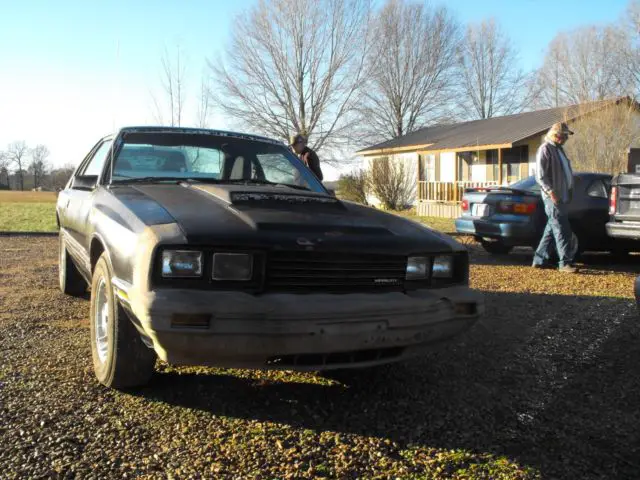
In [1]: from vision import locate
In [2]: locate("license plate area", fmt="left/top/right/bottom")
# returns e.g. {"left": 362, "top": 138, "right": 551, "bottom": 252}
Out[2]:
{"left": 472, "top": 203, "right": 491, "bottom": 217}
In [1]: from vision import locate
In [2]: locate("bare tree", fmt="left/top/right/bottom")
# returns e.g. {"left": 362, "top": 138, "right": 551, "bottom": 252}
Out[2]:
{"left": 195, "top": 72, "right": 212, "bottom": 128}
{"left": 0, "top": 151, "right": 9, "bottom": 188}
{"left": 563, "top": 100, "right": 640, "bottom": 174}
{"left": 367, "top": 156, "right": 415, "bottom": 209}
{"left": 536, "top": 26, "right": 634, "bottom": 108}
{"left": 151, "top": 45, "right": 187, "bottom": 126}
{"left": 621, "top": 1, "right": 640, "bottom": 96}
{"left": 50, "top": 163, "right": 76, "bottom": 191}
{"left": 358, "top": 0, "right": 459, "bottom": 142}
{"left": 210, "top": 0, "right": 372, "bottom": 160}
{"left": 456, "top": 19, "right": 531, "bottom": 119}
{"left": 29, "top": 145, "right": 50, "bottom": 189}
{"left": 7, "top": 141, "right": 29, "bottom": 191}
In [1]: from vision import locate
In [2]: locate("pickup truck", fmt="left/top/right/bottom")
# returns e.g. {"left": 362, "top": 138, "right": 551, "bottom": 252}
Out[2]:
{"left": 607, "top": 173, "right": 640, "bottom": 241}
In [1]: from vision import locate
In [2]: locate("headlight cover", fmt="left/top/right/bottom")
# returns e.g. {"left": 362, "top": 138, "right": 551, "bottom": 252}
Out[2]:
{"left": 213, "top": 253, "right": 253, "bottom": 281}
{"left": 432, "top": 255, "right": 454, "bottom": 278}
{"left": 406, "top": 256, "right": 429, "bottom": 280}
{"left": 162, "top": 250, "right": 203, "bottom": 278}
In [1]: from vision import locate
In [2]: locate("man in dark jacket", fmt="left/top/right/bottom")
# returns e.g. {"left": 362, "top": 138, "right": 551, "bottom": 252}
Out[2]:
{"left": 290, "top": 133, "right": 323, "bottom": 181}
{"left": 532, "top": 122, "right": 578, "bottom": 273}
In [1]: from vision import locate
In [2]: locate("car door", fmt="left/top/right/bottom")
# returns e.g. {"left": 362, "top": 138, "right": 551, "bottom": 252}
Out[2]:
{"left": 573, "top": 177, "right": 611, "bottom": 248}
{"left": 64, "top": 139, "right": 113, "bottom": 249}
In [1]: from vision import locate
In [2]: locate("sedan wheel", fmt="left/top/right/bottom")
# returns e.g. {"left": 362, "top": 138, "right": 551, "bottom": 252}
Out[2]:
{"left": 90, "top": 253, "right": 156, "bottom": 389}
{"left": 480, "top": 240, "right": 513, "bottom": 255}
{"left": 58, "top": 232, "right": 86, "bottom": 296}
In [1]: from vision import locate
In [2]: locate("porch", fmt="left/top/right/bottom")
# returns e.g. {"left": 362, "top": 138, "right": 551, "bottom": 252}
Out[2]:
{"left": 415, "top": 144, "right": 534, "bottom": 218}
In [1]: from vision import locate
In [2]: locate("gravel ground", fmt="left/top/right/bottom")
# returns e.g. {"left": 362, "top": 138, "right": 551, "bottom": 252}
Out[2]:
{"left": 1, "top": 236, "right": 639, "bottom": 479}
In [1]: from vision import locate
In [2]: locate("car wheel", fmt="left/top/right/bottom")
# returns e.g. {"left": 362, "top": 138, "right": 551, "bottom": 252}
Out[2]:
{"left": 90, "top": 253, "right": 156, "bottom": 389}
{"left": 480, "top": 240, "right": 513, "bottom": 255}
{"left": 59, "top": 232, "right": 87, "bottom": 296}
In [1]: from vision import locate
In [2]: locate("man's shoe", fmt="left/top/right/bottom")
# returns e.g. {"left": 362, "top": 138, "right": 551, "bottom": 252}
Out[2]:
{"left": 558, "top": 264, "right": 578, "bottom": 273}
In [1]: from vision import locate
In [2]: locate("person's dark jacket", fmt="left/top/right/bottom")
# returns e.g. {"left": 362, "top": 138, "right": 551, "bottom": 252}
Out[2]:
{"left": 535, "top": 141, "right": 573, "bottom": 203}
{"left": 300, "top": 147, "right": 323, "bottom": 181}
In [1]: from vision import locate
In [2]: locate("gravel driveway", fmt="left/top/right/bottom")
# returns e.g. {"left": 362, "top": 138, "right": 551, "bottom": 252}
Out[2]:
{"left": 1, "top": 237, "right": 639, "bottom": 479}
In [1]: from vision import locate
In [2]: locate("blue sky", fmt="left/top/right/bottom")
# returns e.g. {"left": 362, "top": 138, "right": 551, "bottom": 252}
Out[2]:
{"left": 0, "top": 0, "right": 631, "bottom": 179}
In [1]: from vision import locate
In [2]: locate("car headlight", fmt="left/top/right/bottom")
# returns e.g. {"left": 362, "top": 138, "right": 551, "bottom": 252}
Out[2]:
{"left": 162, "top": 250, "right": 203, "bottom": 278}
{"left": 213, "top": 253, "right": 253, "bottom": 281}
{"left": 406, "top": 256, "right": 429, "bottom": 280}
{"left": 432, "top": 255, "right": 454, "bottom": 278}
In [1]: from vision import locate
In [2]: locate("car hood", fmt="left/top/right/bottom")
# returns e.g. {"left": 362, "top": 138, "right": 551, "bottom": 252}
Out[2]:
{"left": 111, "top": 183, "right": 462, "bottom": 255}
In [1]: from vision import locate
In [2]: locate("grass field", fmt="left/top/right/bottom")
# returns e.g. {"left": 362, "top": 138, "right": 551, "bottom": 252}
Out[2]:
{"left": 0, "top": 190, "right": 457, "bottom": 235}
{"left": 0, "top": 191, "right": 58, "bottom": 232}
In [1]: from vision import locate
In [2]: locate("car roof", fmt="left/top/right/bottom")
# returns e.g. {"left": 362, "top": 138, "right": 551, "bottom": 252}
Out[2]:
{"left": 102, "top": 126, "right": 285, "bottom": 146}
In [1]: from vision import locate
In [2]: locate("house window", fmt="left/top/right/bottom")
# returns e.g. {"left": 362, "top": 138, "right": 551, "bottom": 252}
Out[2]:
{"left": 419, "top": 154, "right": 436, "bottom": 181}
{"left": 486, "top": 146, "right": 529, "bottom": 183}
{"left": 502, "top": 146, "right": 529, "bottom": 184}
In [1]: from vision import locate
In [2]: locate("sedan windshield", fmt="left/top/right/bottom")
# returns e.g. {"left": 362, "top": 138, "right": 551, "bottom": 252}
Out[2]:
{"left": 109, "top": 132, "right": 325, "bottom": 193}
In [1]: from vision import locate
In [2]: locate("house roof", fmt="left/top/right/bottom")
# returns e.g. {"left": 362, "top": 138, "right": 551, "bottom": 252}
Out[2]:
{"left": 357, "top": 98, "right": 629, "bottom": 155}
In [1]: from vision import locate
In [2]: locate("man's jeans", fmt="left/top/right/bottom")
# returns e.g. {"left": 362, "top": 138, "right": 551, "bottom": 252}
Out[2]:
{"left": 533, "top": 196, "right": 576, "bottom": 267}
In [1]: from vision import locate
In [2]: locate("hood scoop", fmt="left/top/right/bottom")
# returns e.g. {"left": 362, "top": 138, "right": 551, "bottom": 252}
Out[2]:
{"left": 230, "top": 191, "right": 340, "bottom": 206}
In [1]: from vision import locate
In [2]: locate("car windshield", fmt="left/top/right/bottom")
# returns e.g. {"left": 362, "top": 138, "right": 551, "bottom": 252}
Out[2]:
{"left": 508, "top": 176, "right": 540, "bottom": 192}
{"left": 109, "top": 132, "right": 325, "bottom": 193}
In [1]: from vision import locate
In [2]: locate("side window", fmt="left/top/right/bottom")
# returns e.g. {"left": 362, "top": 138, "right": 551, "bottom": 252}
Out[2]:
{"left": 587, "top": 180, "right": 607, "bottom": 198}
{"left": 257, "top": 154, "right": 297, "bottom": 184}
{"left": 82, "top": 141, "right": 113, "bottom": 177}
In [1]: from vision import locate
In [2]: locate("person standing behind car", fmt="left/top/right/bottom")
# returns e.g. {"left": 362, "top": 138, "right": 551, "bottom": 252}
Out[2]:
{"left": 290, "top": 133, "right": 323, "bottom": 181}
{"left": 532, "top": 122, "right": 578, "bottom": 273}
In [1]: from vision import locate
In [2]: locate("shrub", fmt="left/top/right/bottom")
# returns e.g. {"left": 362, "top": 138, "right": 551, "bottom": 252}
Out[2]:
{"left": 336, "top": 169, "right": 368, "bottom": 204}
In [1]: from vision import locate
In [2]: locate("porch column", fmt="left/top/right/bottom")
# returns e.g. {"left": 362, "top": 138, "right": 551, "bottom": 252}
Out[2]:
{"left": 498, "top": 148, "right": 503, "bottom": 184}
{"left": 453, "top": 153, "right": 459, "bottom": 202}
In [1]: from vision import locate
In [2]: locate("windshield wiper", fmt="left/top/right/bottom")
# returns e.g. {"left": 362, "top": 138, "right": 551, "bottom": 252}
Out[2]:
{"left": 221, "top": 178, "right": 311, "bottom": 191}
{"left": 111, "top": 176, "right": 221, "bottom": 185}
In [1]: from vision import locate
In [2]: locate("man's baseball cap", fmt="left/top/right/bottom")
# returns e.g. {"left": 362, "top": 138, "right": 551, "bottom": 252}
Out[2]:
{"left": 549, "top": 122, "right": 574, "bottom": 136}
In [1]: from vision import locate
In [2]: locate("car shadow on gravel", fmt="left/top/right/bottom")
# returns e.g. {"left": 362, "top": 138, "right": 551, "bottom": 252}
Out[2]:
{"left": 127, "top": 290, "right": 640, "bottom": 479}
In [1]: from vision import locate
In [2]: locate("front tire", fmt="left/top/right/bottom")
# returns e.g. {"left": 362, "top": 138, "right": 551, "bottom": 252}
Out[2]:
{"left": 90, "top": 253, "right": 156, "bottom": 389}
{"left": 480, "top": 240, "right": 513, "bottom": 255}
{"left": 59, "top": 232, "right": 86, "bottom": 296}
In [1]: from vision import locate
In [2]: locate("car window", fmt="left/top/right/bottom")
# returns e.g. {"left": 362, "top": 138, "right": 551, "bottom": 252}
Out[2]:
{"left": 114, "top": 145, "right": 223, "bottom": 177}
{"left": 111, "top": 133, "right": 325, "bottom": 193}
{"left": 587, "top": 179, "right": 607, "bottom": 198}
{"left": 256, "top": 153, "right": 298, "bottom": 184}
{"left": 509, "top": 176, "right": 540, "bottom": 192}
{"left": 82, "top": 140, "right": 113, "bottom": 177}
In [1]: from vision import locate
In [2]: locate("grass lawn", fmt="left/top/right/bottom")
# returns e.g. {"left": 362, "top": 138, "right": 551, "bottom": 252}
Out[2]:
{"left": 0, "top": 191, "right": 457, "bottom": 235}
{"left": 390, "top": 209, "right": 456, "bottom": 233}
{"left": 0, "top": 191, "right": 58, "bottom": 232}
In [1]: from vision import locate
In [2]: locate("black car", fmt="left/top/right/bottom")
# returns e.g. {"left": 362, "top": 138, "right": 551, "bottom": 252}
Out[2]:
{"left": 455, "top": 173, "right": 634, "bottom": 256}
{"left": 56, "top": 126, "right": 483, "bottom": 389}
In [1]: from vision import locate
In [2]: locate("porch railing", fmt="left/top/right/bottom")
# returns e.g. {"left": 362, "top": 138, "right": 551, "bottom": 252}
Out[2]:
{"left": 418, "top": 181, "right": 500, "bottom": 203}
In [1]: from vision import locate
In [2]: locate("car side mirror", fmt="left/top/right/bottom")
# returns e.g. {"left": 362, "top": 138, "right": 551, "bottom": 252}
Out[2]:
{"left": 71, "top": 175, "right": 98, "bottom": 191}
{"left": 327, "top": 189, "right": 336, "bottom": 197}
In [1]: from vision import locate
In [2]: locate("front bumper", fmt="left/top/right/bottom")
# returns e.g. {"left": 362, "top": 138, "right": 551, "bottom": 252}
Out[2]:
{"left": 606, "top": 221, "right": 640, "bottom": 240}
{"left": 118, "top": 283, "right": 484, "bottom": 370}
{"left": 455, "top": 218, "right": 536, "bottom": 244}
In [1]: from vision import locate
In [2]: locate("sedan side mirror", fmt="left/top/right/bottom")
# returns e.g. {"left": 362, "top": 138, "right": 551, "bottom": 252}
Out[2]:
{"left": 71, "top": 175, "right": 98, "bottom": 191}
{"left": 327, "top": 189, "right": 336, "bottom": 197}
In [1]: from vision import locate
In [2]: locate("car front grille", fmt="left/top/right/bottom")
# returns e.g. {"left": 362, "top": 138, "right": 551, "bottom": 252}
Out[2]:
{"left": 264, "top": 251, "right": 407, "bottom": 293}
